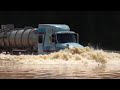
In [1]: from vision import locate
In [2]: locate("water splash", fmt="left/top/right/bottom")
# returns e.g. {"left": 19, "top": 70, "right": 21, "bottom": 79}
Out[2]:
{"left": 0, "top": 47, "right": 120, "bottom": 65}
{"left": 1, "top": 47, "right": 120, "bottom": 78}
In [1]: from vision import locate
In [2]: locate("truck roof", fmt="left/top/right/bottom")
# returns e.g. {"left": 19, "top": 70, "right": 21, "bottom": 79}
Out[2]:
{"left": 56, "top": 31, "right": 75, "bottom": 34}
{"left": 38, "top": 24, "right": 70, "bottom": 31}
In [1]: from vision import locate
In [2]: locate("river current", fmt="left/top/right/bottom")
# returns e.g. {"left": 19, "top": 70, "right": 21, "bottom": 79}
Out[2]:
{"left": 0, "top": 47, "right": 120, "bottom": 79}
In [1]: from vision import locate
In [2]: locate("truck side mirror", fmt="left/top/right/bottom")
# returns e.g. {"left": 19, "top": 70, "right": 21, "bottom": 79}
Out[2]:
{"left": 77, "top": 34, "right": 79, "bottom": 43}
{"left": 52, "top": 36, "right": 55, "bottom": 43}
{"left": 75, "top": 34, "right": 79, "bottom": 43}
{"left": 51, "top": 34, "right": 57, "bottom": 44}
{"left": 49, "top": 35, "right": 55, "bottom": 43}
{"left": 49, "top": 36, "right": 52, "bottom": 43}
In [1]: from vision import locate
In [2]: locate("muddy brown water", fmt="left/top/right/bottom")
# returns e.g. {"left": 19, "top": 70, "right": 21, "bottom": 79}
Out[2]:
{"left": 0, "top": 47, "right": 120, "bottom": 79}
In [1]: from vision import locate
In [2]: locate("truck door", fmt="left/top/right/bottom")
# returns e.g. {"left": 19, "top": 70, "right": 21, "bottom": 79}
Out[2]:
{"left": 43, "top": 29, "right": 56, "bottom": 53}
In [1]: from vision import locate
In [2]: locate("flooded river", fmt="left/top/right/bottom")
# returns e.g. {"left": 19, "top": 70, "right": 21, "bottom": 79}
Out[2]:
{"left": 0, "top": 47, "right": 120, "bottom": 79}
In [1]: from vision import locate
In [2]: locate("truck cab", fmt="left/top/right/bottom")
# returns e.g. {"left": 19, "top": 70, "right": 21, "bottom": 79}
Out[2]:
{"left": 37, "top": 24, "right": 84, "bottom": 54}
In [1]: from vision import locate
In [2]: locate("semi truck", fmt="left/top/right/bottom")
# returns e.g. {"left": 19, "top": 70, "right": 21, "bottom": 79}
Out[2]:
{"left": 0, "top": 24, "right": 83, "bottom": 55}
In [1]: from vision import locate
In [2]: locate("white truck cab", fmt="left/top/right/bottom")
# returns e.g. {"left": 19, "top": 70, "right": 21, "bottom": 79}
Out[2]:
{"left": 37, "top": 24, "right": 84, "bottom": 54}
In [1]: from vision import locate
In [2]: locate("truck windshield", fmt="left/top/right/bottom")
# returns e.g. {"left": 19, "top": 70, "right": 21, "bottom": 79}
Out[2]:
{"left": 57, "top": 33, "right": 77, "bottom": 43}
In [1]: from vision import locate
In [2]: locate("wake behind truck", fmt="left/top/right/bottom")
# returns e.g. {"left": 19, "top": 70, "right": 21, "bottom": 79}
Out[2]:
{"left": 0, "top": 24, "right": 83, "bottom": 55}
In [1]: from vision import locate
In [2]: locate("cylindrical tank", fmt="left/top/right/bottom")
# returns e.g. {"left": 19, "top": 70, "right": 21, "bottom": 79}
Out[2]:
{"left": 9, "top": 30, "right": 19, "bottom": 47}
{"left": 0, "top": 28, "right": 38, "bottom": 48}
{"left": 15, "top": 29, "right": 24, "bottom": 48}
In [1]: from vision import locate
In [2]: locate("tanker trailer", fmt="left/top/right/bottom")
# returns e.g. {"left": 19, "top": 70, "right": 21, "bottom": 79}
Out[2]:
{"left": 0, "top": 24, "right": 38, "bottom": 55}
